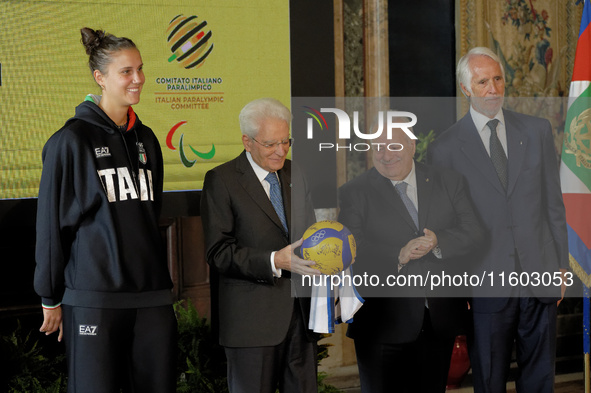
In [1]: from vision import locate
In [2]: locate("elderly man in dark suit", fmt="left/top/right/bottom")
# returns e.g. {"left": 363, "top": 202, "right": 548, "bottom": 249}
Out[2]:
{"left": 429, "top": 47, "right": 568, "bottom": 393}
{"left": 201, "top": 98, "right": 320, "bottom": 393}
{"left": 338, "top": 124, "right": 483, "bottom": 393}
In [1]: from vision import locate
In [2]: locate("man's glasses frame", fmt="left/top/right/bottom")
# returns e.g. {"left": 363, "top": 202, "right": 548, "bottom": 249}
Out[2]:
{"left": 250, "top": 137, "right": 292, "bottom": 149}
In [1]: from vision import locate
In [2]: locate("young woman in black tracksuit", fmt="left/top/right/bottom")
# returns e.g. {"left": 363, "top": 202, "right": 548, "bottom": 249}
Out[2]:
{"left": 34, "top": 27, "right": 176, "bottom": 392}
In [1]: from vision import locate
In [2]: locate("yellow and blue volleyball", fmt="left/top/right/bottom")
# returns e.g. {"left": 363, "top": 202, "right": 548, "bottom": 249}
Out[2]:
{"left": 301, "top": 220, "right": 356, "bottom": 275}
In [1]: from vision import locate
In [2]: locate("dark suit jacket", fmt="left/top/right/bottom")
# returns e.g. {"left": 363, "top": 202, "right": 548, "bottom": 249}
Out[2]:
{"left": 429, "top": 109, "right": 568, "bottom": 312}
{"left": 201, "top": 151, "right": 315, "bottom": 347}
{"left": 338, "top": 161, "right": 483, "bottom": 344}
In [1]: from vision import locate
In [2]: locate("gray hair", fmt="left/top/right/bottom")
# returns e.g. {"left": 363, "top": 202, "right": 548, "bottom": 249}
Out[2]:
{"left": 456, "top": 47, "right": 505, "bottom": 97}
{"left": 239, "top": 98, "right": 291, "bottom": 138}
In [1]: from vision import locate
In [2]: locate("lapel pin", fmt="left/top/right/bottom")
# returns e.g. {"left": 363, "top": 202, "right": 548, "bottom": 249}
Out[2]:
{"left": 426, "top": 178, "right": 429, "bottom": 182}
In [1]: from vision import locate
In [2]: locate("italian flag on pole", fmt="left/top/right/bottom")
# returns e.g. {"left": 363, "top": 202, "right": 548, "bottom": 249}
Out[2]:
{"left": 560, "top": 0, "right": 591, "bottom": 389}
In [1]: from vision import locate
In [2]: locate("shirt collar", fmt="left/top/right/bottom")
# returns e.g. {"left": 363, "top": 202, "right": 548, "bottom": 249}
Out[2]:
{"left": 246, "top": 151, "right": 272, "bottom": 183}
{"left": 470, "top": 105, "right": 505, "bottom": 134}
{"left": 391, "top": 160, "right": 417, "bottom": 189}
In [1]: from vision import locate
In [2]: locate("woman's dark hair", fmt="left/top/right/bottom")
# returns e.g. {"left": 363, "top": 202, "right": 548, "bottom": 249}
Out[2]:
{"left": 80, "top": 27, "right": 137, "bottom": 77}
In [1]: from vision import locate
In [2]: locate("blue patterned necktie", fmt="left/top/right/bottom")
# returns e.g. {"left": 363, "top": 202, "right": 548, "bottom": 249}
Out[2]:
{"left": 265, "top": 172, "right": 288, "bottom": 233}
{"left": 487, "top": 119, "right": 508, "bottom": 191}
{"left": 394, "top": 181, "right": 419, "bottom": 230}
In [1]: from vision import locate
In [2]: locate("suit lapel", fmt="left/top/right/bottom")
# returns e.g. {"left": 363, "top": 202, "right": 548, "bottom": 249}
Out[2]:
{"left": 504, "top": 110, "right": 527, "bottom": 196}
{"left": 235, "top": 152, "right": 286, "bottom": 232}
{"left": 415, "top": 162, "right": 432, "bottom": 231}
{"left": 278, "top": 167, "right": 291, "bottom": 231}
{"left": 369, "top": 168, "right": 418, "bottom": 232}
{"left": 457, "top": 114, "right": 506, "bottom": 195}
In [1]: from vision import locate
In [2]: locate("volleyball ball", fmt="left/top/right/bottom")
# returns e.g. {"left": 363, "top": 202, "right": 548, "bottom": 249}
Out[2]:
{"left": 301, "top": 220, "right": 356, "bottom": 275}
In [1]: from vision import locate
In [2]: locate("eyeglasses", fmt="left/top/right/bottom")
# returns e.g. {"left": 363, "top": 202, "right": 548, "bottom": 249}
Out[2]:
{"left": 250, "top": 137, "right": 292, "bottom": 149}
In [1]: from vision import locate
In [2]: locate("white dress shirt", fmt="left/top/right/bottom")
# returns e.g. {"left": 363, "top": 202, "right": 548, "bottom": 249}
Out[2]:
{"left": 390, "top": 161, "right": 418, "bottom": 210}
{"left": 390, "top": 161, "right": 442, "bottom": 261}
{"left": 470, "top": 106, "right": 508, "bottom": 157}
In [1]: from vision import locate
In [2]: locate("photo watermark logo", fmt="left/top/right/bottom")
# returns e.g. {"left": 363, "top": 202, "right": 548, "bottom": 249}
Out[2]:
{"left": 303, "top": 108, "right": 418, "bottom": 151}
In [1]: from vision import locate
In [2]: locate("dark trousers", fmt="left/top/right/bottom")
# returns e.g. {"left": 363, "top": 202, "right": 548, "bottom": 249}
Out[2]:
{"left": 354, "top": 308, "right": 455, "bottom": 393}
{"left": 62, "top": 305, "right": 177, "bottom": 393}
{"left": 470, "top": 296, "right": 557, "bottom": 393}
{"left": 223, "top": 301, "right": 318, "bottom": 393}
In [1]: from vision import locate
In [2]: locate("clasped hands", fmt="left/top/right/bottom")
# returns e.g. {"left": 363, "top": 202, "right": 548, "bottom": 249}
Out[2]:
{"left": 398, "top": 228, "right": 438, "bottom": 268}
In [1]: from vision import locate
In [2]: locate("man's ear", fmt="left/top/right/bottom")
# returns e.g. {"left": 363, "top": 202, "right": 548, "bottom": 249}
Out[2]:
{"left": 242, "top": 134, "right": 251, "bottom": 152}
{"left": 460, "top": 83, "right": 471, "bottom": 97}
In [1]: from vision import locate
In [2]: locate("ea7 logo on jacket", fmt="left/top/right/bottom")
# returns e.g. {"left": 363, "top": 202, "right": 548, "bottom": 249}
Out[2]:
{"left": 95, "top": 147, "right": 111, "bottom": 158}
{"left": 97, "top": 167, "right": 154, "bottom": 202}
{"left": 79, "top": 325, "right": 98, "bottom": 336}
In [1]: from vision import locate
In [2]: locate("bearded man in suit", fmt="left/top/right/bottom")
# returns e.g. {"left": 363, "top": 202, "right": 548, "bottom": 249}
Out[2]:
{"left": 201, "top": 97, "right": 320, "bottom": 393}
{"left": 429, "top": 47, "right": 569, "bottom": 393}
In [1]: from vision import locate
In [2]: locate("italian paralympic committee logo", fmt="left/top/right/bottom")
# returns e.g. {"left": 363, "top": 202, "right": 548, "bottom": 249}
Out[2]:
{"left": 164, "top": 13, "right": 216, "bottom": 167}
{"left": 166, "top": 121, "right": 215, "bottom": 168}
{"left": 167, "top": 14, "right": 214, "bottom": 69}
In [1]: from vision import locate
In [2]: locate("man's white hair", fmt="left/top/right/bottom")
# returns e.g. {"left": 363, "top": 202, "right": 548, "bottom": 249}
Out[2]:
{"left": 239, "top": 98, "right": 291, "bottom": 138}
{"left": 456, "top": 47, "right": 505, "bottom": 97}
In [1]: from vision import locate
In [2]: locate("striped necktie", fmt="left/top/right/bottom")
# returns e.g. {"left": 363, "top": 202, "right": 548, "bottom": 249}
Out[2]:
{"left": 265, "top": 172, "right": 288, "bottom": 233}
{"left": 395, "top": 181, "right": 419, "bottom": 230}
